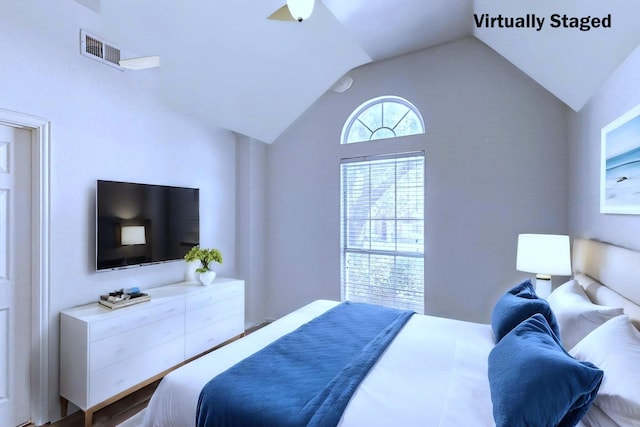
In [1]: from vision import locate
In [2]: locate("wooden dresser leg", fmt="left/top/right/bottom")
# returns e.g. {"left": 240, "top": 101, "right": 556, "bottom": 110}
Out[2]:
{"left": 60, "top": 396, "right": 69, "bottom": 418}
{"left": 84, "top": 409, "right": 94, "bottom": 427}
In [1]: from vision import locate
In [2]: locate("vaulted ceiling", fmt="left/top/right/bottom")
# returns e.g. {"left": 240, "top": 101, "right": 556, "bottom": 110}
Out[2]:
{"left": 79, "top": 0, "right": 640, "bottom": 143}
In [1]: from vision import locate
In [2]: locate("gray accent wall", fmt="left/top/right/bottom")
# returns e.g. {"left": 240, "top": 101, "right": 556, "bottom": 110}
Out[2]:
{"left": 569, "top": 46, "right": 640, "bottom": 251}
{"left": 265, "top": 37, "right": 569, "bottom": 324}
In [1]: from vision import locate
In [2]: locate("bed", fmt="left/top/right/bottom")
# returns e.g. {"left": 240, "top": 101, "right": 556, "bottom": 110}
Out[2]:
{"left": 143, "top": 238, "right": 640, "bottom": 427}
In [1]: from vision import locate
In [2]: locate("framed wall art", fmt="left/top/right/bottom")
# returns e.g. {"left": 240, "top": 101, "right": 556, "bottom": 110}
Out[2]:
{"left": 601, "top": 103, "right": 640, "bottom": 214}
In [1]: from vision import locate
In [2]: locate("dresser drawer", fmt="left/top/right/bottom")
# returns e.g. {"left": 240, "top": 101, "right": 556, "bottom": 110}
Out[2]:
{"left": 89, "top": 336, "right": 184, "bottom": 407}
{"left": 186, "top": 282, "right": 242, "bottom": 311}
{"left": 186, "top": 298, "right": 243, "bottom": 333}
{"left": 185, "top": 315, "right": 243, "bottom": 358}
{"left": 90, "top": 299, "right": 184, "bottom": 342}
{"left": 90, "top": 314, "right": 184, "bottom": 372}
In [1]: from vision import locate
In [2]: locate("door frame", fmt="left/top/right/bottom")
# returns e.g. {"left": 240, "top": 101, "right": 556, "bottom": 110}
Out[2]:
{"left": 0, "top": 108, "right": 50, "bottom": 426}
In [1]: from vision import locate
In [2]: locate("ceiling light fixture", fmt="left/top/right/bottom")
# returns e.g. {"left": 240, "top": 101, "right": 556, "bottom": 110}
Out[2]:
{"left": 267, "top": 0, "right": 316, "bottom": 22}
{"left": 287, "top": 0, "right": 315, "bottom": 22}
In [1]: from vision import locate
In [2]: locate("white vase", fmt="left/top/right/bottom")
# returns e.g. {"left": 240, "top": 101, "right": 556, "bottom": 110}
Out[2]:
{"left": 196, "top": 270, "right": 216, "bottom": 286}
{"left": 185, "top": 260, "right": 200, "bottom": 282}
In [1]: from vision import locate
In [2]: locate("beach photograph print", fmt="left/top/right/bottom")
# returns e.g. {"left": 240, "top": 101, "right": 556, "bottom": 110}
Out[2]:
{"left": 601, "top": 103, "right": 640, "bottom": 214}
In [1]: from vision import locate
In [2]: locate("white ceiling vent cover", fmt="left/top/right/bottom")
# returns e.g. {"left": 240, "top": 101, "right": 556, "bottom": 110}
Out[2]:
{"left": 80, "top": 29, "right": 122, "bottom": 70}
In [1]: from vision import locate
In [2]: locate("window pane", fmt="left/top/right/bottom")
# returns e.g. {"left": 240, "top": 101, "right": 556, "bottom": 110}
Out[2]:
{"left": 394, "top": 111, "right": 423, "bottom": 136}
{"left": 397, "top": 219, "right": 423, "bottom": 253}
{"left": 370, "top": 127, "right": 396, "bottom": 141}
{"left": 341, "top": 153, "right": 424, "bottom": 313}
{"left": 370, "top": 219, "right": 396, "bottom": 251}
{"left": 346, "top": 120, "right": 372, "bottom": 144}
{"left": 358, "top": 103, "right": 382, "bottom": 131}
{"left": 343, "top": 251, "right": 370, "bottom": 300}
{"left": 382, "top": 102, "right": 409, "bottom": 129}
{"left": 343, "top": 252, "right": 423, "bottom": 313}
{"left": 341, "top": 96, "right": 425, "bottom": 145}
{"left": 393, "top": 256, "right": 424, "bottom": 312}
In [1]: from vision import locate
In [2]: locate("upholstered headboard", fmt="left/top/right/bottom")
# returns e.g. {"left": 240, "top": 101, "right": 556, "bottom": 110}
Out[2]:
{"left": 572, "top": 238, "right": 640, "bottom": 329}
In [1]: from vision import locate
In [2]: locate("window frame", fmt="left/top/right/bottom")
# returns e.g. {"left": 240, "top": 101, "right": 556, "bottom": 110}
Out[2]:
{"left": 340, "top": 95, "right": 425, "bottom": 145}
{"left": 340, "top": 151, "right": 425, "bottom": 314}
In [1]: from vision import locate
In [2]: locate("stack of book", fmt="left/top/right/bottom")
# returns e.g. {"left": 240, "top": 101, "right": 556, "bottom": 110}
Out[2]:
{"left": 99, "top": 290, "right": 150, "bottom": 309}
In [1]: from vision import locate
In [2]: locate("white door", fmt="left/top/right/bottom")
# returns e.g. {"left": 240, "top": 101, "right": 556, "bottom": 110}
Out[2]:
{"left": 0, "top": 124, "right": 32, "bottom": 426}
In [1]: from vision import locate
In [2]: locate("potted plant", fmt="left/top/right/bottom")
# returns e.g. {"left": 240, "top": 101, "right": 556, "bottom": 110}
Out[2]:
{"left": 184, "top": 245, "right": 223, "bottom": 285}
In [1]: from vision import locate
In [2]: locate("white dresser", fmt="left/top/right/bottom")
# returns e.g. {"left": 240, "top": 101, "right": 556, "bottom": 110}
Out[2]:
{"left": 59, "top": 278, "right": 244, "bottom": 427}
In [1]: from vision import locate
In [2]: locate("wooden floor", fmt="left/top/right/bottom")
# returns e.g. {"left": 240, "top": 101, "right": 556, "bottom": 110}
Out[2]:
{"left": 45, "top": 380, "right": 159, "bottom": 427}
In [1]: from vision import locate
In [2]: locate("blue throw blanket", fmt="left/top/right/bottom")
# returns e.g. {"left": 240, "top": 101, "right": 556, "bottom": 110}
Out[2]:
{"left": 196, "top": 301, "right": 414, "bottom": 427}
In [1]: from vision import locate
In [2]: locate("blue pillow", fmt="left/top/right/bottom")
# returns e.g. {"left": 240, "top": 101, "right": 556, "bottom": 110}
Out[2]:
{"left": 488, "top": 313, "right": 603, "bottom": 427}
{"left": 491, "top": 279, "right": 560, "bottom": 342}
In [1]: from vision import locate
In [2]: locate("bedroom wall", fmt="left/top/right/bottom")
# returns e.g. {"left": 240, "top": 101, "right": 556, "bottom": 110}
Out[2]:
{"left": 236, "top": 136, "right": 268, "bottom": 325}
{"left": 0, "top": 1, "right": 237, "bottom": 422}
{"left": 266, "top": 37, "right": 569, "bottom": 324}
{"left": 568, "top": 45, "right": 640, "bottom": 251}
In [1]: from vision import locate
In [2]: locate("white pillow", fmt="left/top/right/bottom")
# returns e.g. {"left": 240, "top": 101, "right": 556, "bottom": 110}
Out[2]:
{"left": 570, "top": 315, "right": 640, "bottom": 426}
{"left": 581, "top": 403, "right": 618, "bottom": 427}
{"left": 547, "top": 280, "right": 623, "bottom": 349}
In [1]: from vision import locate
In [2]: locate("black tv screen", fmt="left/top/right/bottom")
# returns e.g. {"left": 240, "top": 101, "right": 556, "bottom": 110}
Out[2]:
{"left": 96, "top": 180, "right": 200, "bottom": 271}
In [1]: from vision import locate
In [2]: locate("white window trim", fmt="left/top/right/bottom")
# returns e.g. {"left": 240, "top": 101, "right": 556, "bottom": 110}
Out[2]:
{"left": 340, "top": 95, "right": 425, "bottom": 145}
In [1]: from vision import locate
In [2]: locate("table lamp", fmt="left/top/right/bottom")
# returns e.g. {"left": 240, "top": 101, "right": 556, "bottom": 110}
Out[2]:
{"left": 516, "top": 233, "right": 571, "bottom": 298}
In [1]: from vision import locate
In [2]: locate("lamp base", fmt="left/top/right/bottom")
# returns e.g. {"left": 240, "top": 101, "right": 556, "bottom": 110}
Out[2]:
{"left": 535, "top": 275, "right": 552, "bottom": 299}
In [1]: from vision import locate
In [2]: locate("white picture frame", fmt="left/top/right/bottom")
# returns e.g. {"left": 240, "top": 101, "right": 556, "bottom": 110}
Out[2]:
{"left": 600, "top": 103, "right": 640, "bottom": 214}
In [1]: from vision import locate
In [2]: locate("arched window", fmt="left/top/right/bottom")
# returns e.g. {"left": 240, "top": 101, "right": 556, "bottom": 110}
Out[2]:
{"left": 341, "top": 96, "right": 425, "bottom": 144}
{"left": 339, "top": 96, "right": 425, "bottom": 313}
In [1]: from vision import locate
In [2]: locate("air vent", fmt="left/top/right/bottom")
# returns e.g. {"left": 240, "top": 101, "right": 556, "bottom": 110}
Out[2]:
{"left": 80, "top": 29, "right": 122, "bottom": 70}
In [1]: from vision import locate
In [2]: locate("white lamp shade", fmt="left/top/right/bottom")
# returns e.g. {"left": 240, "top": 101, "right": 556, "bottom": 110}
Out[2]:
{"left": 287, "top": 0, "right": 314, "bottom": 21}
{"left": 121, "top": 225, "right": 146, "bottom": 245}
{"left": 516, "top": 234, "right": 571, "bottom": 276}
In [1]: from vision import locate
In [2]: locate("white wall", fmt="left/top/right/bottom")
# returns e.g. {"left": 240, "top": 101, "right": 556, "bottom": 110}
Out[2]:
{"left": 266, "top": 37, "right": 569, "bottom": 324}
{"left": 236, "top": 136, "right": 268, "bottom": 325}
{"left": 0, "top": 1, "right": 237, "bottom": 422}
{"left": 568, "top": 45, "right": 640, "bottom": 250}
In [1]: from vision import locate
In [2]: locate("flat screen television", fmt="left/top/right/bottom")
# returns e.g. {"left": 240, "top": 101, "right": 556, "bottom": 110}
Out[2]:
{"left": 96, "top": 180, "right": 200, "bottom": 271}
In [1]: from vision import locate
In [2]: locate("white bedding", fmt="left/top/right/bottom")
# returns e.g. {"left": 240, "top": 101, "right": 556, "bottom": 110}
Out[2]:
{"left": 143, "top": 300, "right": 496, "bottom": 427}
